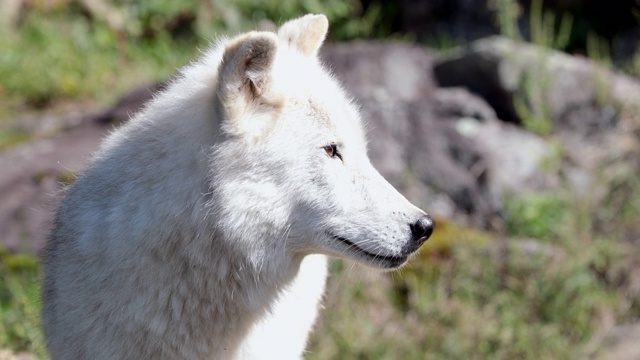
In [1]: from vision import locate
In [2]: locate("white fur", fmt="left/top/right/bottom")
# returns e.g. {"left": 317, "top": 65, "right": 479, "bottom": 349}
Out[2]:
{"left": 42, "top": 14, "right": 431, "bottom": 359}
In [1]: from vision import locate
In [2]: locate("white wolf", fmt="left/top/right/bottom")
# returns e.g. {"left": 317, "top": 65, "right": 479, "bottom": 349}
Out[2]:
{"left": 42, "top": 14, "right": 434, "bottom": 359}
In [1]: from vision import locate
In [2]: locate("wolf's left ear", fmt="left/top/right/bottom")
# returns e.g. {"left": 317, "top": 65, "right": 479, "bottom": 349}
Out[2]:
{"left": 278, "top": 14, "right": 329, "bottom": 56}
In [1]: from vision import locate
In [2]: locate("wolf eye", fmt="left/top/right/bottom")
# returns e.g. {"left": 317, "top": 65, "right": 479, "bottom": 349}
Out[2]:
{"left": 323, "top": 144, "right": 342, "bottom": 160}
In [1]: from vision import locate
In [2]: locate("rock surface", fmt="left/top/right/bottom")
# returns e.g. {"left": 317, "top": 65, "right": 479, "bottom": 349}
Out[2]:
{"left": 596, "top": 324, "right": 640, "bottom": 360}
{"left": 0, "top": 349, "right": 36, "bottom": 360}
{"left": 434, "top": 36, "right": 640, "bottom": 127}
{"left": 434, "top": 36, "right": 640, "bottom": 198}
{"left": 0, "top": 120, "right": 111, "bottom": 252}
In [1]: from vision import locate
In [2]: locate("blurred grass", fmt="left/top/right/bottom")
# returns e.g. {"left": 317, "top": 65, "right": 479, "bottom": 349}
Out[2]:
{"left": 307, "top": 169, "right": 640, "bottom": 359}
{"left": 307, "top": 192, "right": 640, "bottom": 359}
{"left": 0, "top": 6, "right": 196, "bottom": 118}
{"left": 4, "top": 195, "right": 639, "bottom": 358}
{"left": 0, "top": 128, "right": 31, "bottom": 152}
{"left": 0, "top": 0, "right": 389, "bottom": 126}
{"left": 0, "top": 248, "right": 46, "bottom": 358}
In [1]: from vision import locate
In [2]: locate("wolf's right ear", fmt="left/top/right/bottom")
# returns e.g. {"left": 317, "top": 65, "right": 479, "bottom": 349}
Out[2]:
{"left": 218, "top": 32, "right": 278, "bottom": 107}
{"left": 278, "top": 14, "right": 328, "bottom": 56}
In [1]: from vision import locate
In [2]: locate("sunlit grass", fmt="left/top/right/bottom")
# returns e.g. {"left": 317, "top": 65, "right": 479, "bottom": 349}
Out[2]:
{"left": 0, "top": 248, "right": 46, "bottom": 358}
{"left": 0, "top": 9, "right": 196, "bottom": 123}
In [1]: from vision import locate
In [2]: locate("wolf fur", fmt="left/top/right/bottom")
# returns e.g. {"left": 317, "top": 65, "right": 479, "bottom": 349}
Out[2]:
{"left": 42, "top": 14, "right": 434, "bottom": 359}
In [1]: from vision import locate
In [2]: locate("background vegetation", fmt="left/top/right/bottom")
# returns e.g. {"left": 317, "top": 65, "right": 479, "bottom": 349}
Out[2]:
{"left": 1, "top": 0, "right": 639, "bottom": 359}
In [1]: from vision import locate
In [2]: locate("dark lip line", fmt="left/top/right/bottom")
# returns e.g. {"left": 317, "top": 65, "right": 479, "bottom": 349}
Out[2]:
{"left": 330, "top": 234, "right": 406, "bottom": 264}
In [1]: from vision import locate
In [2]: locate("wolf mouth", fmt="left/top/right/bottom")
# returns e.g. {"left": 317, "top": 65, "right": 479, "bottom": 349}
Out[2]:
{"left": 329, "top": 234, "right": 407, "bottom": 266}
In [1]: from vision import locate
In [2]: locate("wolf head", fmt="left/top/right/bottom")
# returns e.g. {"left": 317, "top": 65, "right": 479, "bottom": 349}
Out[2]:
{"left": 209, "top": 14, "right": 434, "bottom": 271}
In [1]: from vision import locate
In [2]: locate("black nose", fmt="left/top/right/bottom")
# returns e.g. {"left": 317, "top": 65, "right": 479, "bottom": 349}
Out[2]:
{"left": 410, "top": 215, "right": 435, "bottom": 243}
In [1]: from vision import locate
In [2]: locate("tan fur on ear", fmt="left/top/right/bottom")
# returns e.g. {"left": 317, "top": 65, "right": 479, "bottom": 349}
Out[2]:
{"left": 217, "top": 32, "right": 282, "bottom": 137}
{"left": 278, "top": 14, "right": 329, "bottom": 56}
{"left": 219, "top": 32, "right": 278, "bottom": 100}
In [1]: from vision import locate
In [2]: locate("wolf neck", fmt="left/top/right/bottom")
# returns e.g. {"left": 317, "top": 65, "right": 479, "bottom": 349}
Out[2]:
{"left": 201, "top": 235, "right": 305, "bottom": 356}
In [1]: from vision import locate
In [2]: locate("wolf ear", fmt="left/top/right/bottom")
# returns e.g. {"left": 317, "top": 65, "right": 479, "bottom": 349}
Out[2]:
{"left": 217, "top": 32, "right": 281, "bottom": 136}
{"left": 278, "top": 14, "right": 328, "bottom": 56}
{"left": 219, "top": 32, "right": 278, "bottom": 103}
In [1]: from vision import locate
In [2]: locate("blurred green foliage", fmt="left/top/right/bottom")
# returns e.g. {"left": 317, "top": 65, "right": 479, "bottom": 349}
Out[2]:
{"left": 0, "top": 248, "right": 46, "bottom": 358}
{"left": 0, "top": 128, "right": 30, "bottom": 152}
{"left": 0, "top": 6, "right": 194, "bottom": 111}
{"left": 0, "top": 0, "right": 395, "bottom": 117}
{"left": 504, "top": 192, "right": 567, "bottom": 239}
{"left": 307, "top": 194, "right": 639, "bottom": 359}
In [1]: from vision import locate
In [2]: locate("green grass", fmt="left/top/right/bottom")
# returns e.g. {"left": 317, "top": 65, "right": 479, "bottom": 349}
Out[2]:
{"left": 307, "top": 171, "right": 640, "bottom": 359}
{"left": 307, "top": 196, "right": 639, "bottom": 359}
{"left": 0, "top": 248, "right": 46, "bottom": 358}
{"left": 504, "top": 192, "right": 568, "bottom": 240}
{"left": 0, "top": 8, "right": 196, "bottom": 117}
{"left": 4, "top": 194, "right": 638, "bottom": 359}
{"left": 0, "top": 0, "right": 391, "bottom": 125}
{"left": 0, "top": 128, "right": 31, "bottom": 152}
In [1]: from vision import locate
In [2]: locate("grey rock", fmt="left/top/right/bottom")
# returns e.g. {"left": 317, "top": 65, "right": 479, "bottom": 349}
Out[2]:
{"left": 433, "top": 87, "right": 497, "bottom": 121}
{"left": 0, "top": 349, "right": 36, "bottom": 360}
{"left": 596, "top": 324, "right": 640, "bottom": 360}
{"left": 322, "top": 42, "right": 437, "bottom": 103}
{"left": 95, "top": 81, "right": 168, "bottom": 124}
{"left": 466, "top": 116, "right": 558, "bottom": 199}
{"left": 0, "top": 0, "right": 23, "bottom": 29}
{"left": 488, "top": 238, "right": 566, "bottom": 262}
{"left": 0, "top": 123, "right": 111, "bottom": 252}
{"left": 433, "top": 36, "right": 640, "bottom": 208}
{"left": 433, "top": 36, "right": 640, "bottom": 136}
